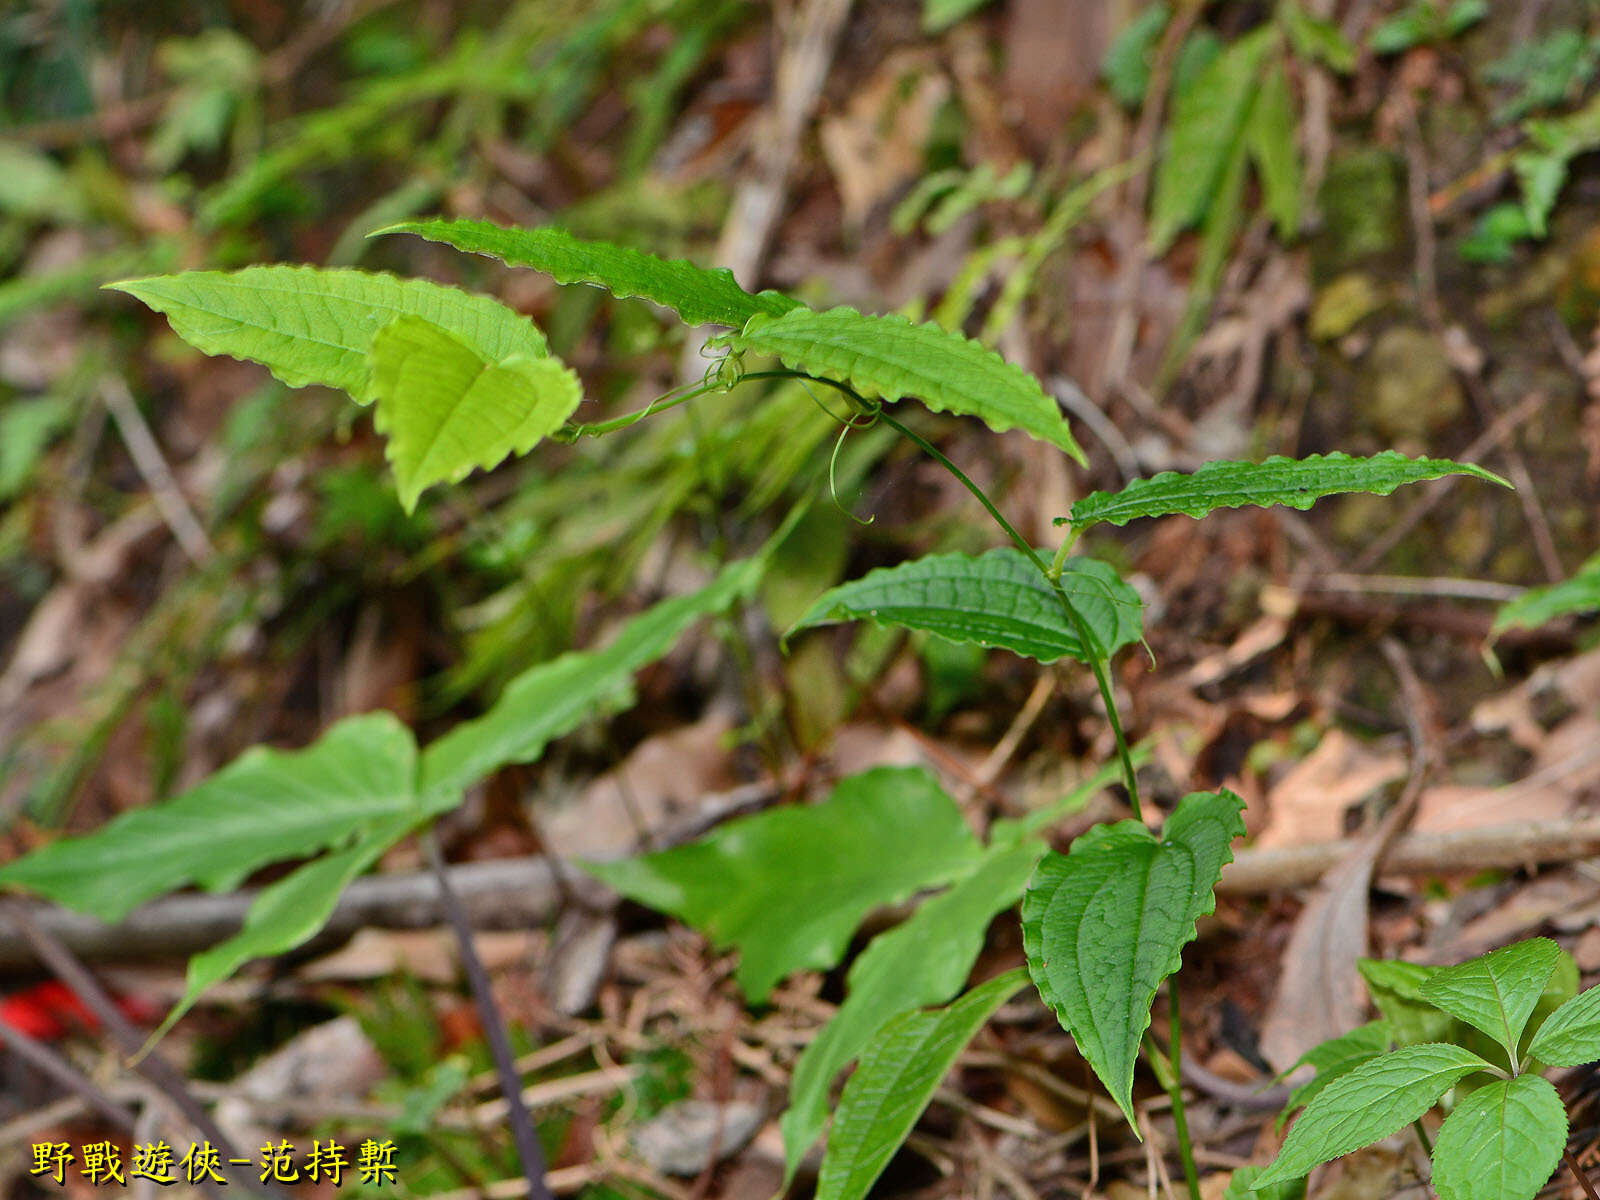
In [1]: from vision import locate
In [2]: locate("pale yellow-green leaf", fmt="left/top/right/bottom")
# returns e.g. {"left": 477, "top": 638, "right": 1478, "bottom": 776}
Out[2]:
{"left": 368, "top": 315, "right": 582, "bottom": 510}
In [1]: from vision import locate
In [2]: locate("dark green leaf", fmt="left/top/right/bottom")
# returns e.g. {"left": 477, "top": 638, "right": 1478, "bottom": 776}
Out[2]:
{"left": 788, "top": 549, "right": 1143, "bottom": 664}
{"left": 1022, "top": 790, "right": 1246, "bottom": 1126}
{"left": 1247, "top": 59, "right": 1302, "bottom": 241}
{"left": 1064, "top": 452, "right": 1509, "bottom": 531}
{"left": 1102, "top": 4, "right": 1171, "bottom": 108}
{"left": 719, "top": 306, "right": 1086, "bottom": 461}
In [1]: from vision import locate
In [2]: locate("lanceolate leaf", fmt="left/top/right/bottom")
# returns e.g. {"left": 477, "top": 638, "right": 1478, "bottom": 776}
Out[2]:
{"left": 584, "top": 768, "right": 984, "bottom": 1003}
{"left": 1148, "top": 26, "right": 1276, "bottom": 252}
{"left": 815, "top": 969, "right": 1028, "bottom": 1200}
{"left": 788, "top": 549, "right": 1142, "bottom": 665}
{"left": 1255, "top": 1043, "right": 1494, "bottom": 1186}
{"left": 419, "top": 556, "right": 763, "bottom": 801}
{"left": 376, "top": 218, "right": 799, "bottom": 328}
{"left": 110, "top": 267, "right": 548, "bottom": 395}
{"left": 1064, "top": 452, "right": 1509, "bottom": 531}
{"left": 155, "top": 812, "right": 420, "bottom": 1042}
{"left": 1418, "top": 938, "right": 1561, "bottom": 1064}
{"left": 720, "top": 307, "right": 1086, "bottom": 461}
{"left": 1279, "top": 1021, "right": 1392, "bottom": 1127}
{"left": 1359, "top": 959, "right": 1457, "bottom": 1047}
{"left": 368, "top": 314, "right": 582, "bottom": 510}
{"left": 1430, "top": 1075, "right": 1566, "bottom": 1200}
{"left": 1493, "top": 550, "right": 1600, "bottom": 635}
{"left": 1247, "top": 58, "right": 1302, "bottom": 241}
{"left": 1528, "top": 982, "right": 1600, "bottom": 1066}
{"left": 1222, "top": 1165, "right": 1307, "bottom": 1200}
{"left": 1022, "top": 789, "right": 1246, "bottom": 1126}
{"left": 780, "top": 843, "right": 1043, "bottom": 1180}
{"left": 0, "top": 713, "right": 419, "bottom": 923}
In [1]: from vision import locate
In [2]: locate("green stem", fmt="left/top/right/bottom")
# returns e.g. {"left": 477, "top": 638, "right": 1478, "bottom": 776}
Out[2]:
{"left": 605, "top": 362, "right": 1144, "bottom": 816}
{"left": 1048, "top": 527, "right": 1080, "bottom": 578}
{"left": 1412, "top": 1118, "right": 1433, "bottom": 1158}
{"left": 874, "top": 409, "right": 1142, "bottom": 819}
{"left": 1164, "top": 989, "right": 1203, "bottom": 1200}
{"left": 553, "top": 384, "right": 708, "bottom": 441}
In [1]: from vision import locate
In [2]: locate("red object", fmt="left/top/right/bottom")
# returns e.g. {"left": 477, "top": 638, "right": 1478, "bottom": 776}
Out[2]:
{"left": 0, "top": 981, "right": 156, "bottom": 1042}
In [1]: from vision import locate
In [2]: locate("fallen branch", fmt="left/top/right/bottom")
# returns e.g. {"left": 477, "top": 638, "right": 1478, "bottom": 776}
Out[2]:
{"left": 1218, "top": 815, "right": 1600, "bottom": 895}
{"left": 9, "top": 813, "right": 1600, "bottom": 971}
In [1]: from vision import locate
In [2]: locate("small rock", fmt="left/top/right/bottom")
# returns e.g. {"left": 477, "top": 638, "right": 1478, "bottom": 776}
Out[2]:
{"left": 1364, "top": 326, "right": 1465, "bottom": 440}
{"left": 631, "top": 1099, "right": 766, "bottom": 1176}
{"left": 1311, "top": 272, "right": 1386, "bottom": 341}
{"left": 543, "top": 908, "right": 616, "bottom": 1016}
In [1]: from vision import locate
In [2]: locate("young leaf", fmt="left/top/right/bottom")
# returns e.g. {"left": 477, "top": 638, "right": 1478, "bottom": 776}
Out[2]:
{"left": 1102, "top": 4, "right": 1172, "bottom": 108}
{"left": 1431, "top": 1075, "right": 1566, "bottom": 1200}
{"left": 1279, "top": 1020, "right": 1392, "bottom": 1127}
{"left": 1493, "top": 550, "right": 1600, "bottom": 635}
{"left": 419, "top": 556, "right": 763, "bottom": 801}
{"left": 110, "top": 267, "right": 548, "bottom": 395}
{"left": 367, "top": 314, "right": 582, "bottom": 510}
{"left": 1280, "top": 2, "right": 1356, "bottom": 73}
{"left": 0, "top": 713, "right": 418, "bottom": 923}
{"left": 780, "top": 843, "right": 1042, "bottom": 1179}
{"left": 921, "top": 0, "right": 994, "bottom": 34}
{"left": 1022, "top": 789, "right": 1246, "bottom": 1127}
{"left": 1528, "top": 981, "right": 1600, "bottom": 1066}
{"left": 1418, "top": 938, "right": 1562, "bottom": 1064}
{"left": 153, "top": 812, "right": 419, "bottom": 1043}
{"left": 788, "top": 549, "right": 1143, "bottom": 665}
{"left": 815, "top": 969, "right": 1028, "bottom": 1200}
{"left": 1063, "top": 451, "right": 1509, "bottom": 531}
{"left": 1247, "top": 59, "right": 1302, "bottom": 241}
{"left": 1255, "top": 1043, "right": 1494, "bottom": 1187}
{"left": 582, "top": 766, "right": 985, "bottom": 1003}
{"left": 1358, "top": 959, "right": 1456, "bottom": 1046}
{"left": 1223, "top": 1165, "right": 1306, "bottom": 1200}
{"left": 375, "top": 218, "right": 799, "bottom": 329}
{"left": 719, "top": 307, "right": 1086, "bottom": 462}
{"left": 1148, "top": 26, "right": 1276, "bottom": 252}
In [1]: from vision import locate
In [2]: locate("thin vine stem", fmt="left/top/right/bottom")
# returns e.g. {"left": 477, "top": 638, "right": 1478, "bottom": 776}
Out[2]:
{"left": 553, "top": 380, "right": 713, "bottom": 441}
{"left": 871, "top": 409, "right": 1142, "bottom": 820}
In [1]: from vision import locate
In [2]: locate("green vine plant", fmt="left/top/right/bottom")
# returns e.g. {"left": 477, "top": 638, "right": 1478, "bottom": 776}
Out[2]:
{"left": 0, "top": 218, "right": 1509, "bottom": 1199}
{"left": 1255, "top": 937, "right": 1600, "bottom": 1200}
